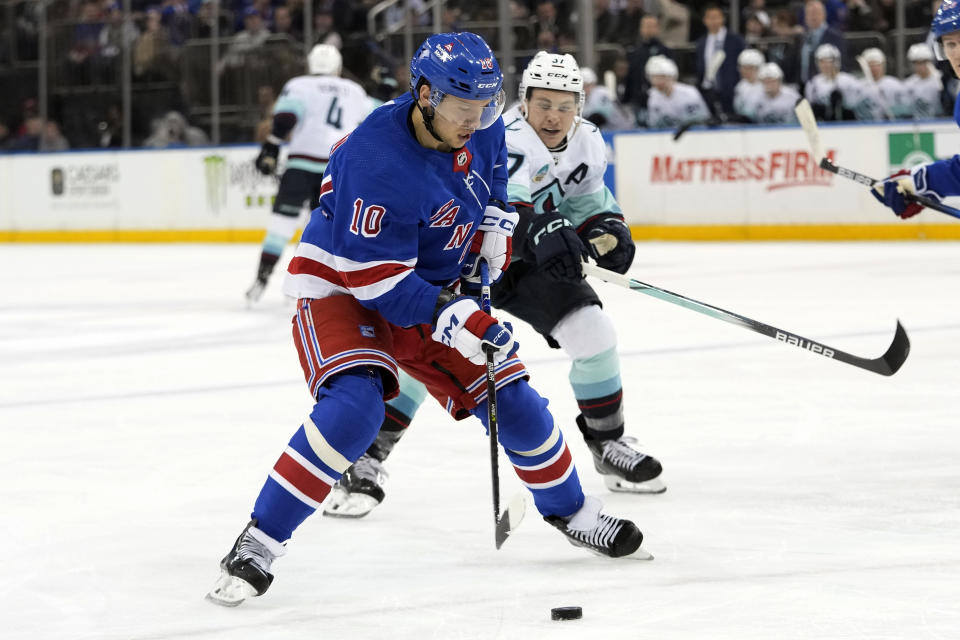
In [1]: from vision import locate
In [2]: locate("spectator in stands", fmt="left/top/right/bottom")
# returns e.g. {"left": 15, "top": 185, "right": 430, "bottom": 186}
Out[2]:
{"left": 615, "top": 0, "right": 644, "bottom": 47}
{"left": 5, "top": 115, "right": 43, "bottom": 151}
{"left": 766, "top": 9, "right": 801, "bottom": 83}
{"left": 624, "top": 14, "right": 674, "bottom": 124}
{"left": 743, "top": 0, "right": 771, "bottom": 31}
{"left": 143, "top": 110, "right": 209, "bottom": 147}
{"left": 799, "top": 0, "right": 848, "bottom": 29}
{"left": 743, "top": 12, "right": 769, "bottom": 46}
{"left": 594, "top": 0, "right": 618, "bottom": 44}
{"left": 40, "top": 120, "right": 70, "bottom": 152}
{"left": 97, "top": 103, "right": 123, "bottom": 147}
{"left": 313, "top": 8, "right": 343, "bottom": 49}
{"left": 904, "top": 42, "right": 945, "bottom": 119}
{"left": 133, "top": 7, "right": 172, "bottom": 79}
{"left": 531, "top": 0, "right": 572, "bottom": 43}
{"left": 195, "top": 0, "right": 234, "bottom": 39}
{"left": 68, "top": 1, "right": 105, "bottom": 85}
{"left": 96, "top": 3, "right": 140, "bottom": 80}
{"left": 695, "top": 4, "right": 745, "bottom": 114}
{"left": 797, "top": 0, "right": 848, "bottom": 86}
{"left": 220, "top": 7, "right": 271, "bottom": 72}
{"left": 160, "top": 0, "right": 194, "bottom": 46}
{"left": 272, "top": 5, "right": 301, "bottom": 44}
{"left": 844, "top": 0, "right": 883, "bottom": 31}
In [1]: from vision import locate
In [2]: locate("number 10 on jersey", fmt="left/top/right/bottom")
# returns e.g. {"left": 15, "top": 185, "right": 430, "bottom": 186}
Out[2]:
{"left": 350, "top": 198, "right": 385, "bottom": 237}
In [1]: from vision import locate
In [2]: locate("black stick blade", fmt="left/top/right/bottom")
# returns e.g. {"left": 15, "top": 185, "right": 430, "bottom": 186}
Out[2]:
{"left": 494, "top": 493, "right": 526, "bottom": 549}
{"left": 872, "top": 320, "right": 910, "bottom": 376}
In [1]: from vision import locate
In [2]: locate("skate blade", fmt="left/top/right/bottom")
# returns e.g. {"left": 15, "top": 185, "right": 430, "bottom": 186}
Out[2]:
{"left": 602, "top": 475, "right": 667, "bottom": 494}
{"left": 626, "top": 545, "right": 655, "bottom": 561}
{"left": 205, "top": 572, "right": 258, "bottom": 607}
{"left": 322, "top": 490, "right": 380, "bottom": 519}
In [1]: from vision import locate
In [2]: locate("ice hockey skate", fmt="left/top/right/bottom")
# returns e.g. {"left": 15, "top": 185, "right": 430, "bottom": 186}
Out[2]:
{"left": 544, "top": 495, "right": 652, "bottom": 559}
{"left": 323, "top": 453, "right": 387, "bottom": 518}
{"left": 244, "top": 276, "right": 268, "bottom": 306}
{"left": 206, "top": 519, "right": 285, "bottom": 607}
{"left": 578, "top": 415, "right": 666, "bottom": 494}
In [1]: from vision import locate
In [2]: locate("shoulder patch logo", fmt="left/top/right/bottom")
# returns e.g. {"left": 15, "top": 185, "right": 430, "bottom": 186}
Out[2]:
{"left": 453, "top": 146, "right": 473, "bottom": 175}
{"left": 359, "top": 325, "right": 376, "bottom": 338}
{"left": 533, "top": 164, "right": 550, "bottom": 183}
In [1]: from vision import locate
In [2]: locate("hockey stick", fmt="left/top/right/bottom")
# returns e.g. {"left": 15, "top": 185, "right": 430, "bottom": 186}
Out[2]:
{"left": 581, "top": 261, "right": 909, "bottom": 376}
{"left": 478, "top": 260, "right": 525, "bottom": 549}
{"left": 794, "top": 99, "right": 960, "bottom": 220}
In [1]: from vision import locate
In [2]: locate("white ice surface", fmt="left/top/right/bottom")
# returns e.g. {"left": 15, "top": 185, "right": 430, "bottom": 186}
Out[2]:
{"left": 2, "top": 242, "right": 959, "bottom": 640}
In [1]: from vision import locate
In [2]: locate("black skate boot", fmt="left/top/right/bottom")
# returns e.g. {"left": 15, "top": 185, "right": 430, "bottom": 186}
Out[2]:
{"left": 323, "top": 453, "right": 387, "bottom": 518}
{"left": 206, "top": 519, "right": 286, "bottom": 607}
{"left": 245, "top": 256, "right": 278, "bottom": 305}
{"left": 578, "top": 415, "right": 666, "bottom": 494}
{"left": 544, "top": 496, "right": 651, "bottom": 559}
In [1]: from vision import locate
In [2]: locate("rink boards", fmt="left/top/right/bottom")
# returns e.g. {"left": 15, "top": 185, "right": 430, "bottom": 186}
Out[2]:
{"left": 2, "top": 120, "right": 960, "bottom": 241}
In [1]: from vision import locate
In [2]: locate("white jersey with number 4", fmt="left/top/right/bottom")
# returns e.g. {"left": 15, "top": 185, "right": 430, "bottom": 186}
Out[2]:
{"left": 274, "top": 74, "right": 373, "bottom": 173}
{"left": 646, "top": 83, "right": 711, "bottom": 129}
{"left": 502, "top": 104, "right": 620, "bottom": 227}
{"left": 904, "top": 72, "right": 944, "bottom": 118}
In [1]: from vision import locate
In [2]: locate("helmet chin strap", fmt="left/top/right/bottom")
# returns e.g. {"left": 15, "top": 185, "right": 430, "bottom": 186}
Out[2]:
{"left": 415, "top": 100, "right": 447, "bottom": 145}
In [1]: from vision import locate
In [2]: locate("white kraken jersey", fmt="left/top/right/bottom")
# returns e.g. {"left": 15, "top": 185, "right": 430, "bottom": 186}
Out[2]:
{"left": 805, "top": 72, "right": 887, "bottom": 121}
{"left": 753, "top": 86, "right": 801, "bottom": 124}
{"left": 274, "top": 74, "right": 373, "bottom": 173}
{"left": 904, "top": 72, "right": 944, "bottom": 118}
{"left": 733, "top": 79, "right": 763, "bottom": 121}
{"left": 502, "top": 104, "right": 620, "bottom": 226}
{"left": 646, "top": 82, "right": 711, "bottom": 129}
{"left": 876, "top": 76, "right": 911, "bottom": 118}
{"left": 583, "top": 85, "right": 634, "bottom": 130}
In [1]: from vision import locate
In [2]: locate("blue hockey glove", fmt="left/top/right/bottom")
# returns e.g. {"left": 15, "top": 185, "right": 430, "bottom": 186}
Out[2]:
{"left": 870, "top": 169, "right": 924, "bottom": 219}
{"left": 580, "top": 214, "right": 636, "bottom": 274}
{"left": 524, "top": 212, "right": 587, "bottom": 282}
{"left": 255, "top": 135, "right": 282, "bottom": 176}
{"left": 431, "top": 296, "right": 518, "bottom": 365}
{"left": 462, "top": 205, "right": 519, "bottom": 285}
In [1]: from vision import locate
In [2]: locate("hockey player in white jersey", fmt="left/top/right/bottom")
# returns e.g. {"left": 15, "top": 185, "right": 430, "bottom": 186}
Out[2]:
{"left": 324, "top": 52, "right": 665, "bottom": 520}
{"left": 753, "top": 62, "right": 800, "bottom": 124}
{"left": 645, "top": 55, "right": 711, "bottom": 129}
{"left": 733, "top": 48, "right": 764, "bottom": 122}
{"left": 805, "top": 43, "right": 885, "bottom": 122}
{"left": 904, "top": 43, "right": 945, "bottom": 118}
{"left": 860, "top": 47, "right": 910, "bottom": 119}
{"left": 245, "top": 44, "right": 373, "bottom": 304}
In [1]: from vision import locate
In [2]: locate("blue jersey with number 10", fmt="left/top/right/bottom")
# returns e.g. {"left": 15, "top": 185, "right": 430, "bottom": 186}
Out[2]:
{"left": 282, "top": 92, "right": 510, "bottom": 328}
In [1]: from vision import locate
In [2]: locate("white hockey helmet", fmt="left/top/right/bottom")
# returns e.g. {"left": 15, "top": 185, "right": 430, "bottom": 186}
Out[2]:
{"left": 308, "top": 44, "right": 342, "bottom": 76}
{"left": 907, "top": 43, "right": 934, "bottom": 62}
{"left": 580, "top": 66, "right": 598, "bottom": 86}
{"left": 758, "top": 62, "right": 784, "bottom": 81}
{"left": 814, "top": 43, "right": 841, "bottom": 62}
{"left": 645, "top": 55, "right": 678, "bottom": 79}
{"left": 519, "top": 51, "right": 584, "bottom": 103}
{"left": 861, "top": 47, "right": 886, "bottom": 65}
{"left": 737, "top": 48, "right": 765, "bottom": 69}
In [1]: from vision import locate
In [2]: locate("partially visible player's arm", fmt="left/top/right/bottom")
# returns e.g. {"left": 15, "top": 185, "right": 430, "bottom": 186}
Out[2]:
{"left": 255, "top": 85, "right": 304, "bottom": 175}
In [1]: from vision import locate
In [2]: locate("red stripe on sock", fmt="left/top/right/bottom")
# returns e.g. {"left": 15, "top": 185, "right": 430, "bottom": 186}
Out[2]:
{"left": 514, "top": 446, "right": 573, "bottom": 486}
{"left": 274, "top": 451, "right": 333, "bottom": 504}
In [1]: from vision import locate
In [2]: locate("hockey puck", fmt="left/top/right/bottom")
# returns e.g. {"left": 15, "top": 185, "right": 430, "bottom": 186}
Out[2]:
{"left": 551, "top": 606, "right": 582, "bottom": 621}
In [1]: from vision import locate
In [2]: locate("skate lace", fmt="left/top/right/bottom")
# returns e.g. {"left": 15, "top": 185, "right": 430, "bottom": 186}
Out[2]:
{"left": 351, "top": 454, "right": 387, "bottom": 485}
{"left": 570, "top": 513, "right": 623, "bottom": 551}
{"left": 601, "top": 436, "right": 647, "bottom": 471}
{"left": 236, "top": 532, "right": 276, "bottom": 572}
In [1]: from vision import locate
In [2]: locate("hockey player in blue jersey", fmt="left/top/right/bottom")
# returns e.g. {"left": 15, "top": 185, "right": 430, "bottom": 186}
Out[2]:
{"left": 874, "top": 1, "right": 960, "bottom": 218}
{"left": 207, "top": 33, "right": 649, "bottom": 607}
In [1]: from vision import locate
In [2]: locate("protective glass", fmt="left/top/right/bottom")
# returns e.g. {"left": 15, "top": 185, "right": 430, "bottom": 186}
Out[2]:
{"left": 431, "top": 90, "right": 506, "bottom": 131}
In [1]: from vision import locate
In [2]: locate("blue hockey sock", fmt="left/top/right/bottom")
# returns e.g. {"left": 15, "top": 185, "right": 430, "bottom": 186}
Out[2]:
{"left": 471, "top": 380, "right": 584, "bottom": 519}
{"left": 252, "top": 369, "right": 384, "bottom": 542}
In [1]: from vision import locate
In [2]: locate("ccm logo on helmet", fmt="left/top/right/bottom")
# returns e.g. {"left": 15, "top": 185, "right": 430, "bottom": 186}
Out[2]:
{"left": 547, "top": 72, "right": 569, "bottom": 78}
{"left": 477, "top": 81, "right": 499, "bottom": 88}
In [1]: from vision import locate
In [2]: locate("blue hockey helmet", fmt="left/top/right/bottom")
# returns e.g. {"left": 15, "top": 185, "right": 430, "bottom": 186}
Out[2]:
{"left": 933, "top": 0, "right": 960, "bottom": 37}
{"left": 409, "top": 32, "right": 505, "bottom": 130}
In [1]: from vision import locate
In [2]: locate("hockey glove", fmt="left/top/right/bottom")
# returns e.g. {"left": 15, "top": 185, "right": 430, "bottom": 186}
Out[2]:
{"left": 870, "top": 169, "right": 924, "bottom": 219}
{"left": 524, "top": 212, "right": 587, "bottom": 281}
{"left": 431, "top": 296, "right": 518, "bottom": 365}
{"left": 580, "top": 214, "right": 636, "bottom": 274}
{"left": 461, "top": 204, "right": 519, "bottom": 284}
{"left": 255, "top": 134, "right": 282, "bottom": 175}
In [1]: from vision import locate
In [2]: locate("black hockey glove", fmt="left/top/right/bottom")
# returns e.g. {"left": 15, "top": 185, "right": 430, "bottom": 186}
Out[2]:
{"left": 580, "top": 214, "right": 636, "bottom": 274}
{"left": 523, "top": 212, "right": 587, "bottom": 282}
{"left": 255, "top": 135, "right": 281, "bottom": 175}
